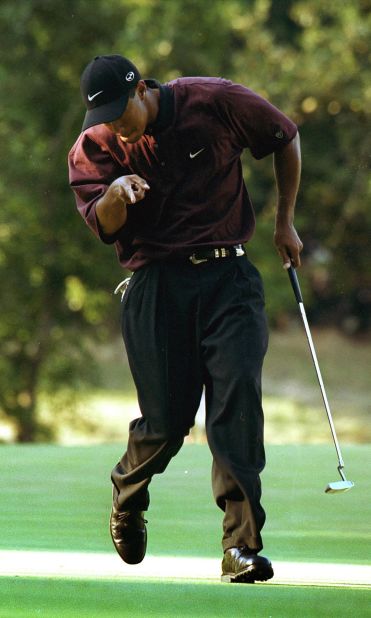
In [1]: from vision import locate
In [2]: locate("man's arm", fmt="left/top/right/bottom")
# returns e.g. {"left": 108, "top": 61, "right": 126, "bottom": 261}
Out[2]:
{"left": 95, "top": 174, "right": 150, "bottom": 235}
{"left": 273, "top": 132, "right": 303, "bottom": 268}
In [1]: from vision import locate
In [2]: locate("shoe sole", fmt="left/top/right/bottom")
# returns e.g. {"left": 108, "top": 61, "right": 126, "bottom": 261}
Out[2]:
{"left": 221, "top": 564, "right": 274, "bottom": 584}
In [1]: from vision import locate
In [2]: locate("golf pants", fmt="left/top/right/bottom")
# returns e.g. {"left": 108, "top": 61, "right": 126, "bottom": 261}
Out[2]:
{"left": 111, "top": 255, "right": 268, "bottom": 552}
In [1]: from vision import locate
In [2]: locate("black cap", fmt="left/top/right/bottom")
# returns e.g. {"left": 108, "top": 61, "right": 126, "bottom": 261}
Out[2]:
{"left": 80, "top": 55, "right": 141, "bottom": 131}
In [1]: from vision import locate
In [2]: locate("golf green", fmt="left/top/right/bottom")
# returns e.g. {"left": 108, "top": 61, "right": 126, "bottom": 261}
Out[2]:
{"left": 0, "top": 577, "right": 370, "bottom": 618}
{"left": 0, "top": 443, "right": 369, "bottom": 564}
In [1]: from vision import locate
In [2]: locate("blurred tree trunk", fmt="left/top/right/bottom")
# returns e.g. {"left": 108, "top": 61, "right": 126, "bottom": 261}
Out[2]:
{"left": 1, "top": 354, "right": 42, "bottom": 442}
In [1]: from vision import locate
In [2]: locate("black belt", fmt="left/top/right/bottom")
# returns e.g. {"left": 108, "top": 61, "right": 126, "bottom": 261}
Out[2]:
{"left": 189, "top": 244, "right": 245, "bottom": 265}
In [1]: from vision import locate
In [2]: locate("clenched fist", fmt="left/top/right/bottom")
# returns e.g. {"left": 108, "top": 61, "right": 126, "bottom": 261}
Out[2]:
{"left": 96, "top": 174, "right": 150, "bottom": 235}
{"left": 111, "top": 174, "right": 150, "bottom": 205}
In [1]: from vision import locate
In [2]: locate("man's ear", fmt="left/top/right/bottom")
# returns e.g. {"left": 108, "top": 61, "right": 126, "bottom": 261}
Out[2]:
{"left": 136, "top": 80, "right": 147, "bottom": 100}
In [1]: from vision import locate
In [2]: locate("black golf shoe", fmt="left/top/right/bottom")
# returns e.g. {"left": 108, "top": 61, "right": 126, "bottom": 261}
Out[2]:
{"left": 110, "top": 507, "right": 148, "bottom": 564}
{"left": 221, "top": 547, "right": 274, "bottom": 583}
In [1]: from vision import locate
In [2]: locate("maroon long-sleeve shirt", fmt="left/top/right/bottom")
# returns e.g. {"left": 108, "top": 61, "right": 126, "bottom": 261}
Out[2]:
{"left": 68, "top": 77, "right": 297, "bottom": 271}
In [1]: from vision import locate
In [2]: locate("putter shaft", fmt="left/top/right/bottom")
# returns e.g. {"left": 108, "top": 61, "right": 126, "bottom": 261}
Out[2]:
{"left": 287, "top": 266, "right": 354, "bottom": 490}
{"left": 296, "top": 302, "right": 345, "bottom": 469}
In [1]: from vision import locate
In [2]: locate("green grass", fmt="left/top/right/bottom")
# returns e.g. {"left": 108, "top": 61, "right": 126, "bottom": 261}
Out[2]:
{"left": 1, "top": 443, "right": 370, "bottom": 617}
{"left": 0, "top": 577, "right": 370, "bottom": 618}
{"left": 0, "top": 443, "right": 369, "bottom": 564}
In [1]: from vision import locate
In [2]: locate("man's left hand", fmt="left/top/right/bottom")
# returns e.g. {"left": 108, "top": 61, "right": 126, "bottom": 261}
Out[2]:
{"left": 274, "top": 222, "right": 303, "bottom": 269}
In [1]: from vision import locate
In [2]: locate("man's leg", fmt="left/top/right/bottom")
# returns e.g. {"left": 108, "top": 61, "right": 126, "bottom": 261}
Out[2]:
{"left": 211, "top": 461, "right": 265, "bottom": 553}
{"left": 110, "top": 262, "right": 204, "bottom": 562}
{"left": 202, "top": 257, "right": 273, "bottom": 582}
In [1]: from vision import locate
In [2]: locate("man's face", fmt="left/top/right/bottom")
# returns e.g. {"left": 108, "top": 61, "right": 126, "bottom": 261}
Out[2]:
{"left": 104, "top": 84, "right": 147, "bottom": 144}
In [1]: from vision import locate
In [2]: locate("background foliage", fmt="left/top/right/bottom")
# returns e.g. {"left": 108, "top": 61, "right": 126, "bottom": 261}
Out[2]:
{"left": 0, "top": 0, "right": 370, "bottom": 441}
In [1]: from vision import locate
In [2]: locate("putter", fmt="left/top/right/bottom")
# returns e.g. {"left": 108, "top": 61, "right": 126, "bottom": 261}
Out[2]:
{"left": 287, "top": 265, "right": 354, "bottom": 494}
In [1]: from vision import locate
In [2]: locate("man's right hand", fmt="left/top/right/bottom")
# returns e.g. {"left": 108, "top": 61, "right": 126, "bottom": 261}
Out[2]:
{"left": 110, "top": 175, "right": 150, "bottom": 205}
{"left": 96, "top": 174, "right": 150, "bottom": 235}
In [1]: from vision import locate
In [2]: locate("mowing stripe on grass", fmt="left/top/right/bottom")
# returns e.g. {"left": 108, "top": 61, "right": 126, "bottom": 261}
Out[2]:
{"left": 0, "top": 550, "right": 369, "bottom": 588}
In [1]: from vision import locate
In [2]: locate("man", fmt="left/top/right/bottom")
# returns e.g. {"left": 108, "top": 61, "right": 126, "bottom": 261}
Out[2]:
{"left": 68, "top": 54, "right": 302, "bottom": 583}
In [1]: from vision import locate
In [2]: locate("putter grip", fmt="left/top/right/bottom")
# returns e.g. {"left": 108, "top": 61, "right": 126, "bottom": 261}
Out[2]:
{"left": 288, "top": 265, "right": 303, "bottom": 304}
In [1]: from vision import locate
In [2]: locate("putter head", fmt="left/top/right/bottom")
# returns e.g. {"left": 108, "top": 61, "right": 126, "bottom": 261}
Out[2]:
{"left": 325, "top": 480, "right": 354, "bottom": 494}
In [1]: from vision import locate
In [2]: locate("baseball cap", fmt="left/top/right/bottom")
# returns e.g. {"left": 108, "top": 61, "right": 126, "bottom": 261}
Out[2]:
{"left": 80, "top": 55, "right": 141, "bottom": 131}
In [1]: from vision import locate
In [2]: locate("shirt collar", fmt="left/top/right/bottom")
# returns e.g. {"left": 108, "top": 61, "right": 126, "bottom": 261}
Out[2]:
{"left": 144, "top": 80, "right": 174, "bottom": 135}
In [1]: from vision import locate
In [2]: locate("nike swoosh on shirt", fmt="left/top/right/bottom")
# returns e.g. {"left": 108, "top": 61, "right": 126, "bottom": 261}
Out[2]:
{"left": 88, "top": 90, "right": 104, "bottom": 102}
{"left": 189, "top": 148, "right": 205, "bottom": 159}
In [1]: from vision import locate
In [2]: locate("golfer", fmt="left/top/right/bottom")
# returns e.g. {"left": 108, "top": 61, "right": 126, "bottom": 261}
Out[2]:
{"left": 68, "top": 54, "right": 302, "bottom": 583}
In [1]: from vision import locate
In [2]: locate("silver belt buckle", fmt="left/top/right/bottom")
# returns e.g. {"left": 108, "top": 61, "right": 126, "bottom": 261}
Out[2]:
{"left": 214, "top": 248, "right": 227, "bottom": 258}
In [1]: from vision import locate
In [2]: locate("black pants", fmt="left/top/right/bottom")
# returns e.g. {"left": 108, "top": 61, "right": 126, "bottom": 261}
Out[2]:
{"left": 111, "top": 255, "right": 269, "bottom": 552}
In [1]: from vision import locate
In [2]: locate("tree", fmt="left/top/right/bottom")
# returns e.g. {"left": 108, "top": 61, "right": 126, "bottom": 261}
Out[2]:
{"left": 0, "top": 0, "right": 128, "bottom": 440}
{"left": 0, "top": 0, "right": 369, "bottom": 440}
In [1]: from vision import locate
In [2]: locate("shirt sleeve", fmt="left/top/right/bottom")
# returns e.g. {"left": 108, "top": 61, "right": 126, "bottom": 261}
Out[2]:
{"left": 68, "top": 131, "right": 128, "bottom": 244}
{"left": 216, "top": 81, "right": 297, "bottom": 160}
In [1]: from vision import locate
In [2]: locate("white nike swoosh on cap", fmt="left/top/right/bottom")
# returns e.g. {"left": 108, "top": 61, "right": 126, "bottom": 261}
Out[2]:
{"left": 189, "top": 148, "right": 205, "bottom": 159}
{"left": 88, "top": 90, "right": 104, "bottom": 102}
